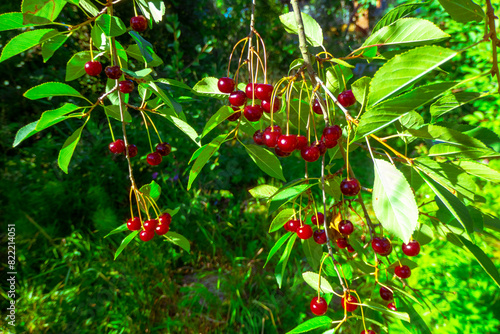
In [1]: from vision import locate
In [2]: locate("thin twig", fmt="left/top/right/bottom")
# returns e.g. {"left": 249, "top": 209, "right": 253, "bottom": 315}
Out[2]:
{"left": 486, "top": 0, "right": 500, "bottom": 94}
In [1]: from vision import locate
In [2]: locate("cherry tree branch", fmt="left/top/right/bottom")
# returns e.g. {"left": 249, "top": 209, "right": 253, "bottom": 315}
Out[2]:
{"left": 486, "top": 0, "right": 500, "bottom": 94}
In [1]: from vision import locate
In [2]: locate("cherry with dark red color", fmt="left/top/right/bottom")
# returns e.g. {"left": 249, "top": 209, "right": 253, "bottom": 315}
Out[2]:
{"left": 275, "top": 146, "right": 291, "bottom": 157}
{"left": 321, "top": 135, "right": 337, "bottom": 149}
{"left": 228, "top": 106, "right": 241, "bottom": 121}
{"left": 127, "top": 144, "right": 138, "bottom": 158}
{"left": 228, "top": 90, "right": 247, "bottom": 107}
{"left": 394, "top": 265, "right": 411, "bottom": 279}
{"left": 105, "top": 65, "right": 122, "bottom": 79}
{"left": 147, "top": 152, "right": 162, "bottom": 166}
{"left": 245, "top": 83, "right": 257, "bottom": 99}
{"left": 312, "top": 99, "right": 323, "bottom": 115}
{"left": 155, "top": 223, "right": 169, "bottom": 236}
{"left": 156, "top": 142, "right": 171, "bottom": 156}
{"left": 336, "top": 238, "right": 348, "bottom": 249}
{"left": 261, "top": 97, "right": 281, "bottom": 113}
{"left": 311, "top": 212, "right": 324, "bottom": 225}
{"left": 371, "top": 237, "right": 392, "bottom": 256}
{"left": 347, "top": 244, "right": 355, "bottom": 253}
{"left": 340, "top": 178, "right": 361, "bottom": 197}
{"left": 323, "top": 125, "right": 342, "bottom": 141}
{"left": 312, "top": 140, "right": 327, "bottom": 155}
{"left": 85, "top": 61, "right": 102, "bottom": 76}
{"left": 109, "top": 139, "right": 125, "bottom": 154}
{"left": 313, "top": 229, "right": 327, "bottom": 244}
{"left": 310, "top": 297, "right": 328, "bottom": 316}
{"left": 297, "top": 225, "right": 313, "bottom": 239}
{"left": 159, "top": 213, "right": 172, "bottom": 226}
{"left": 143, "top": 219, "right": 158, "bottom": 231}
{"left": 119, "top": 80, "right": 135, "bottom": 94}
{"left": 338, "top": 90, "right": 356, "bottom": 107}
{"left": 284, "top": 219, "right": 300, "bottom": 232}
{"left": 139, "top": 230, "right": 154, "bottom": 242}
{"left": 253, "top": 130, "right": 264, "bottom": 145}
{"left": 217, "top": 77, "right": 235, "bottom": 93}
{"left": 296, "top": 135, "right": 308, "bottom": 150}
{"left": 341, "top": 295, "right": 358, "bottom": 312}
{"left": 130, "top": 15, "right": 148, "bottom": 32}
{"left": 277, "top": 135, "right": 297, "bottom": 153}
{"left": 263, "top": 125, "right": 282, "bottom": 148}
{"left": 255, "top": 83, "right": 273, "bottom": 101}
{"left": 402, "top": 240, "right": 421, "bottom": 257}
{"left": 379, "top": 286, "right": 393, "bottom": 301}
{"left": 126, "top": 217, "right": 141, "bottom": 231}
{"left": 387, "top": 302, "right": 397, "bottom": 311}
{"left": 361, "top": 330, "right": 376, "bottom": 334}
{"left": 301, "top": 146, "right": 320, "bottom": 162}
{"left": 244, "top": 104, "right": 263, "bottom": 122}
{"left": 338, "top": 220, "right": 354, "bottom": 235}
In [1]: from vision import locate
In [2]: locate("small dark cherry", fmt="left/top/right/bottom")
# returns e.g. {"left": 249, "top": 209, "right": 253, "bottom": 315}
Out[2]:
{"left": 104, "top": 65, "right": 122, "bottom": 79}
{"left": 311, "top": 213, "right": 324, "bottom": 225}
{"left": 347, "top": 244, "right": 355, "bottom": 253}
{"left": 84, "top": 61, "right": 102, "bottom": 76}
{"left": 277, "top": 135, "right": 297, "bottom": 153}
{"left": 313, "top": 229, "right": 327, "bottom": 244}
{"left": 312, "top": 140, "right": 327, "bottom": 155}
{"left": 255, "top": 83, "right": 273, "bottom": 101}
{"left": 296, "top": 135, "right": 308, "bottom": 150}
{"left": 301, "top": 146, "right": 320, "bottom": 162}
{"left": 126, "top": 217, "right": 141, "bottom": 231}
{"left": 275, "top": 146, "right": 291, "bottom": 157}
{"left": 143, "top": 219, "right": 158, "bottom": 231}
{"left": 336, "top": 238, "right": 348, "bottom": 249}
{"left": 338, "top": 90, "right": 356, "bottom": 107}
{"left": 322, "top": 135, "right": 338, "bottom": 149}
{"left": 361, "top": 330, "right": 376, "bottom": 334}
{"left": 340, "top": 178, "right": 361, "bottom": 197}
{"left": 394, "top": 265, "right": 411, "bottom": 279}
{"left": 297, "top": 225, "right": 313, "bottom": 239}
{"left": 139, "top": 230, "right": 154, "bottom": 242}
{"left": 371, "top": 237, "right": 392, "bottom": 256}
{"left": 387, "top": 302, "right": 397, "bottom": 311}
{"left": 155, "top": 223, "right": 169, "bottom": 235}
{"left": 402, "top": 240, "right": 421, "bottom": 257}
{"left": 119, "top": 80, "right": 135, "bottom": 94}
{"left": 338, "top": 220, "right": 354, "bottom": 235}
{"left": 159, "top": 213, "right": 172, "bottom": 226}
{"left": 341, "top": 295, "right": 358, "bottom": 312}
{"left": 253, "top": 130, "right": 264, "bottom": 145}
{"left": 310, "top": 297, "right": 328, "bottom": 316}
{"left": 228, "top": 106, "right": 241, "bottom": 121}
{"left": 147, "top": 152, "right": 162, "bottom": 166}
{"left": 379, "top": 286, "right": 393, "bottom": 301}
{"left": 228, "top": 90, "right": 247, "bottom": 107}
{"left": 130, "top": 15, "right": 148, "bottom": 32}
{"left": 284, "top": 219, "right": 300, "bottom": 232}
{"left": 156, "top": 142, "right": 171, "bottom": 156}
{"left": 244, "top": 104, "right": 263, "bottom": 122}
{"left": 127, "top": 144, "right": 138, "bottom": 158}
{"left": 261, "top": 97, "right": 281, "bottom": 113}
{"left": 109, "top": 139, "right": 125, "bottom": 154}
{"left": 217, "top": 77, "right": 235, "bottom": 93}
{"left": 312, "top": 99, "right": 323, "bottom": 114}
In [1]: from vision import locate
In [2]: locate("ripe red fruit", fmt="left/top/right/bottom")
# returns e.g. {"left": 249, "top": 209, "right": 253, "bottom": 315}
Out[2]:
{"left": 159, "top": 212, "right": 172, "bottom": 226}
{"left": 126, "top": 217, "right": 141, "bottom": 231}
{"left": 109, "top": 139, "right": 125, "bottom": 154}
{"left": 217, "top": 77, "right": 235, "bottom": 93}
{"left": 341, "top": 295, "right": 358, "bottom": 312}
{"left": 228, "top": 90, "right": 247, "bottom": 107}
{"left": 253, "top": 130, "right": 264, "bottom": 145}
{"left": 277, "top": 135, "right": 297, "bottom": 153}
{"left": 313, "top": 229, "right": 327, "bottom": 244}
{"left": 119, "top": 80, "right": 135, "bottom": 94}
{"left": 130, "top": 15, "right": 148, "bottom": 32}
{"left": 297, "top": 225, "right": 313, "bottom": 239}
{"left": 244, "top": 104, "right": 263, "bottom": 122}
{"left": 323, "top": 125, "right": 342, "bottom": 142}
{"left": 394, "top": 265, "right": 411, "bottom": 279}
{"left": 312, "top": 140, "right": 327, "bottom": 155}
{"left": 275, "top": 146, "right": 291, "bottom": 157}
{"left": 379, "top": 286, "right": 393, "bottom": 301}
{"left": 301, "top": 146, "right": 320, "bottom": 162}
{"left": 402, "top": 240, "right": 421, "bottom": 257}
{"left": 147, "top": 152, "right": 162, "bottom": 166}
{"left": 261, "top": 97, "right": 281, "bottom": 113}
{"left": 127, "top": 144, "right": 138, "bottom": 158}
{"left": 371, "top": 237, "right": 393, "bottom": 256}
{"left": 155, "top": 223, "right": 169, "bottom": 235}
{"left": 361, "top": 330, "right": 376, "bottom": 334}
{"left": 156, "top": 142, "right": 171, "bottom": 156}
{"left": 143, "top": 219, "right": 158, "bottom": 231}
{"left": 310, "top": 297, "right": 328, "bottom": 315}
{"left": 255, "top": 83, "right": 273, "bottom": 101}
{"left": 338, "top": 90, "right": 356, "bottom": 107}
{"left": 139, "top": 230, "right": 154, "bottom": 242}
{"left": 340, "top": 178, "right": 361, "bottom": 196}
{"left": 228, "top": 106, "right": 241, "bottom": 121}
{"left": 285, "top": 219, "right": 300, "bottom": 232}
{"left": 104, "top": 65, "right": 122, "bottom": 79}
{"left": 321, "top": 135, "right": 338, "bottom": 149}
{"left": 311, "top": 212, "right": 324, "bottom": 225}
{"left": 296, "top": 135, "right": 308, "bottom": 150}
{"left": 347, "top": 244, "right": 355, "bottom": 253}
{"left": 312, "top": 99, "right": 323, "bottom": 114}
{"left": 263, "top": 126, "right": 282, "bottom": 148}
{"left": 387, "top": 302, "right": 397, "bottom": 311}
{"left": 84, "top": 61, "right": 102, "bottom": 76}
{"left": 338, "top": 220, "right": 354, "bottom": 235}
{"left": 336, "top": 238, "right": 348, "bottom": 249}
{"left": 245, "top": 83, "right": 257, "bottom": 99}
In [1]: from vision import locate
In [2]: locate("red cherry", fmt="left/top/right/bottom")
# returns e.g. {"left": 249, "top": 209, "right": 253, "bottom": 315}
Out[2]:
{"left": 159, "top": 213, "right": 172, "bottom": 226}
{"left": 255, "top": 84, "right": 273, "bottom": 101}
{"left": 127, "top": 144, "right": 138, "bottom": 158}
{"left": 341, "top": 295, "right": 358, "bottom": 312}
{"left": 263, "top": 126, "right": 282, "bottom": 148}
{"left": 104, "top": 65, "right": 122, "bottom": 79}
{"left": 301, "top": 146, "right": 320, "bottom": 162}
{"left": 126, "top": 217, "right": 141, "bottom": 231}
{"left": 156, "top": 142, "right": 172, "bottom": 156}
{"left": 312, "top": 99, "right": 323, "bottom": 114}
{"left": 296, "top": 135, "right": 308, "bottom": 150}
{"left": 119, "top": 80, "right": 135, "bottom": 94}
{"left": 243, "top": 104, "right": 263, "bottom": 122}
{"left": 338, "top": 90, "right": 356, "bottom": 107}
{"left": 313, "top": 229, "right": 327, "bottom": 244}
{"left": 361, "top": 330, "right": 376, "bottom": 334}
{"left": 284, "top": 219, "right": 300, "bottom": 232}
{"left": 277, "top": 135, "right": 297, "bottom": 153}
{"left": 130, "top": 15, "right": 148, "bottom": 32}
{"left": 340, "top": 178, "right": 361, "bottom": 196}
{"left": 336, "top": 238, "right": 348, "bottom": 249}
{"left": 311, "top": 213, "right": 324, "bottom": 225}
{"left": 143, "top": 219, "right": 158, "bottom": 231}
{"left": 347, "top": 244, "right": 355, "bottom": 253}
{"left": 139, "top": 230, "right": 154, "bottom": 242}
{"left": 228, "top": 90, "right": 247, "bottom": 107}
{"left": 321, "top": 134, "right": 338, "bottom": 149}
{"left": 371, "top": 237, "right": 393, "bottom": 256}
{"left": 245, "top": 83, "right": 257, "bottom": 99}
{"left": 109, "top": 139, "right": 125, "bottom": 154}
{"left": 312, "top": 140, "right": 327, "bottom": 155}
{"left": 155, "top": 223, "right": 169, "bottom": 235}
{"left": 147, "top": 152, "right": 162, "bottom": 166}
{"left": 310, "top": 297, "right": 328, "bottom": 315}
{"left": 275, "top": 146, "right": 291, "bottom": 157}
{"left": 253, "top": 130, "right": 264, "bottom": 145}
{"left": 394, "top": 265, "right": 411, "bottom": 279}
{"left": 84, "top": 61, "right": 102, "bottom": 76}
{"left": 338, "top": 220, "right": 354, "bottom": 235}
{"left": 402, "top": 240, "right": 421, "bottom": 257}
{"left": 227, "top": 106, "right": 241, "bottom": 121}
{"left": 261, "top": 97, "right": 281, "bottom": 113}
{"left": 379, "top": 286, "right": 393, "bottom": 301}
{"left": 387, "top": 302, "right": 397, "bottom": 311}
{"left": 297, "top": 225, "right": 313, "bottom": 239}
{"left": 323, "top": 125, "right": 342, "bottom": 141}
{"left": 217, "top": 77, "right": 235, "bottom": 93}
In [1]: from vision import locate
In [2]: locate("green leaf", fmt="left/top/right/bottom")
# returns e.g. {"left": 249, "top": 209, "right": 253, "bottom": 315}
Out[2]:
{"left": 165, "top": 231, "right": 190, "bottom": 252}
{"left": 0, "top": 28, "right": 57, "bottom": 63}
{"left": 455, "top": 160, "right": 500, "bottom": 183}
{"left": 324, "top": 175, "right": 342, "bottom": 201}
{"left": 279, "top": 12, "right": 323, "bottom": 47}
{"left": 65, "top": 51, "right": 91, "bottom": 81}
{"left": 438, "top": 0, "right": 485, "bottom": 23}
{"left": 58, "top": 123, "right": 85, "bottom": 173}
{"left": 372, "top": 3, "right": 423, "bottom": 33}
{"left": 387, "top": 258, "right": 419, "bottom": 270}
{"left": 362, "top": 301, "right": 410, "bottom": 322}
{"left": 143, "top": 82, "right": 175, "bottom": 111}
{"left": 162, "top": 114, "right": 201, "bottom": 147}
{"left": 13, "top": 121, "right": 39, "bottom": 147}
{"left": 351, "top": 77, "right": 371, "bottom": 113}
{"left": 201, "top": 106, "right": 236, "bottom": 138}
{"left": 37, "top": 103, "right": 82, "bottom": 130}
{"left": 399, "top": 298, "right": 432, "bottom": 334}
{"left": 114, "top": 231, "right": 139, "bottom": 260}
{"left": 249, "top": 184, "right": 278, "bottom": 199}
{"left": 156, "top": 78, "right": 192, "bottom": 91}
{"left": 22, "top": 0, "right": 66, "bottom": 22}
{"left": 302, "top": 271, "right": 335, "bottom": 294}
{"left": 430, "top": 91, "right": 482, "bottom": 121}
{"left": 458, "top": 235, "right": 500, "bottom": 287}
{"left": 104, "top": 105, "right": 132, "bottom": 123}
{"left": 104, "top": 224, "right": 129, "bottom": 238}
{"left": 79, "top": 0, "right": 99, "bottom": 16}
{"left": 325, "top": 65, "right": 353, "bottom": 94}
{"left": 24, "top": 82, "right": 85, "bottom": 100}
{"left": 129, "top": 31, "right": 155, "bottom": 62}
{"left": 289, "top": 58, "right": 304, "bottom": 74}
{"left": 269, "top": 183, "right": 315, "bottom": 214}
{"left": 286, "top": 316, "right": 332, "bottom": 334}
{"left": 187, "top": 133, "right": 228, "bottom": 190}
{"left": 363, "top": 18, "right": 449, "bottom": 48}
{"left": 275, "top": 233, "right": 297, "bottom": 288}
{"left": 137, "top": 181, "right": 161, "bottom": 213}
{"left": 483, "top": 212, "right": 500, "bottom": 232}
{"left": 126, "top": 44, "right": 163, "bottom": 67}
{"left": 192, "top": 77, "right": 227, "bottom": 100}
{"left": 264, "top": 232, "right": 293, "bottom": 267}
{"left": 137, "top": 0, "right": 165, "bottom": 23}
{"left": 372, "top": 159, "right": 419, "bottom": 243}
{"left": 41, "top": 33, "right": 68, "bottom": 62}
{"left": 302, "top": 237, "right": 323, "bottom": 271}
{"left": 368, "top": 46, "right": 457, "bottom": 107}
{"left": 96, "top": 14, "right": 126, "bottom": 37}
{"left": 0, "top": 12, "right": 49, "bottom": 31}
{"left": 269, "top": 209, "right": 295, "bottom": 233}
{"left": 429, "top": 144, "right": 500, "bottom": 159}
{"left": 244, "top": 144, "right": 286, "bottom": 182}
{"left": 121, "top": 68, "right": 153, "bottom": 80}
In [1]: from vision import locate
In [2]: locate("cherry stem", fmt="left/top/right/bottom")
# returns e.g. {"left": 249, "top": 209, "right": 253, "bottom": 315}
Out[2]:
{"left": 486, "top": 0, "right": 500, "bottom": 94}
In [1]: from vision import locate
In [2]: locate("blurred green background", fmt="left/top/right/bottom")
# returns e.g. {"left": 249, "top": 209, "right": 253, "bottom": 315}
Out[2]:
{"left": 1, "top": 0, "right": 500, "bottom": 333}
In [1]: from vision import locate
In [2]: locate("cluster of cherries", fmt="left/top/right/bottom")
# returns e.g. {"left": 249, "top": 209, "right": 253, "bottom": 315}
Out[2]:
{"left": 108, "top": 139, "right": 171, "bottom": 166}
{"left": 126, "top": 212, "right": 172, "bottom": 242}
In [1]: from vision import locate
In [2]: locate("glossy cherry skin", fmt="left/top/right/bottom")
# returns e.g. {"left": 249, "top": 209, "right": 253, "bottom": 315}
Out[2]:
{"left": 253, "top": 130, "right": 264, "bottom": 145}
{"left": 379, "top": 286, "right": 393, "bottom": 301}
{"left": 313, "top": 229, "right": 327, "bottom": 244}
{"left": 130, "top": 15, "right": 148, "bottom": 32}
{"left": 139, "top": 230, "right": 154, "bottom": 242}
{"left": 244, "top": 104, "right": 263, "bottom": 122}
{"left": 147, "top": 152, "right": 162, "bottom": 166}
{"left": 312, "top": 140, "right": 327, "bottom": 155}
{"left": 263, "top": 126, "right": 282, "bottom": 148}
{"left": 341, "top": 295, "right": 358, "bottom": 312}
{"left": 277, "top": 135, "right": 297, "bottom": 153}
{"left": 347, "top": 244, "right": 355, "bottom": 253}
{"left": 322, "top": 135, "right": 338, "bottom": 149}
{"left": 338, "top": 90, "right": 356, "bottom": 107}
{"left": 255, "top": 84, "right": 273, "bottom": 101}
{"left": 119, "top": 80, "right": 135, "bottom": 94}
{"left": 284, "top": 219, "right": 300, "bottom": 232}
{"left": 296, "top": 135, "right": 308, "bottom": 150}
{"left": 228, "top": 90, "right": 247, "bottom": 107}
{"left": 127, "top": 144, "right": 138, "bottom": 158}
{"left": 387, "top": 302, "right": 397, "bottom": 311}
{"left": 143, "top": 219, "right": 158, "bottom": 232}
{"left": 261, "top": 97, "right": 281, "bottom": 113}
{"left": 311, "top": 213, "right": 324, "bottom": 225}
{"left": 310, "top": 297, "right": 328, "bottom": 315}
{"left": 312, "top": 99, "right": 323, "bottom": 114}
{"left": 361, "top": 330, "right": 376, "bottom": 334}
{"left": 109, "top": 139, "right": 125, "bottom": 154}
{"left": 340, "top": 178, "right": 361, "bottom": 196}
{"left": 323, "top": 125, "right": 342, "bottom": 141}
{"left": 275, "top": 146, "right": 291, "bottom": 157}
{"left": 217, "top": 77, "right": 235, "bottom": 93}
{"left": 159, "top": 213, "right": 172, "bottom": 226}
{"left": 402, "top": 240, "right": 421, "bottom": 257}
{"left": 126, "top": 217, "right": 141, "bottom": 231}
{"left": 104, "top": 65, "right": 122, "bottom": 79}
{"left": 155, "top": 223, "right": 169, "bottom": 235}
{"left": 156, "top": 142, "right": 171, "bottom": 156}
{"left": 245, "top": 83, "right": 257, "bottom": 99}
{"left": 394, "top": 265, "right": 411, "bottom": 279}
{"left": 297, "top": 225, "right": 313, "bottom": 239}
{"left": 338, "top": 220, "right": 354, "bottom": 235}
{"left": 301, "top": 146, "right": 320, "bottom": 162}
{"left": 227, "top": 106, "right": 241, "bottom": 121}
{"left": 84, "top": 61, "right": 102, "bottom": 76}
{"left": 336, "top": 238, "right": 348, "bottom": 249}
{"left": 371, "top": 237, "right": 392, "bottom": 256}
